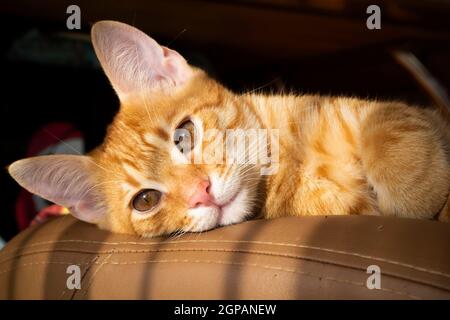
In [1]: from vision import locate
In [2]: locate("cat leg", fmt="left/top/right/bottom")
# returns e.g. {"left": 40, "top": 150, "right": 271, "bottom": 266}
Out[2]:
{"left": 293, "top": 166, "right": 379, "bottom": 217}
{"left": 263, "top": 161, "right": 379, "bottom": 218}
{"left": 360, "top": 104, "right": 450, "bottom": 219}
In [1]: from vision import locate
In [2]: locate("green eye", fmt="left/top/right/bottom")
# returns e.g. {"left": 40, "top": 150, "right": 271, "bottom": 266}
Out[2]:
{"left": 132, "top": 189, "right": 162, "bottom": 212}
{"left": 174, "top": 119, "right": 196, "bottom": 153}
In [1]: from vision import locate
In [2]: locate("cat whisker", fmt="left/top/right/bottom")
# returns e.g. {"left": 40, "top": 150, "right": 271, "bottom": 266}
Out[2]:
{"left": 168, "top": 228, "right": 188, "bottom": 240}
{"left": 244, "top": 77, "right": 282, "bottom": 95}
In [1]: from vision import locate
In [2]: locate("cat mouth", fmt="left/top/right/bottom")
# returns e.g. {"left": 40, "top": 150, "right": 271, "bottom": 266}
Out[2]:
{"left": 186, "top": 187, "right": 247, "bottom": 232}
{"left": 216, "top": 188, "right": 245, "bottom": 225}
{"left": 218, "top": 190, "right": 240, "bottom": 210}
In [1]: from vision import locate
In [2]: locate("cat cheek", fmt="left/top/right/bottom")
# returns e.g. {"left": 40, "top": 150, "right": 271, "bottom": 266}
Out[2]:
{"left": 173, "top": 214, "right": 193, "bottom": 232}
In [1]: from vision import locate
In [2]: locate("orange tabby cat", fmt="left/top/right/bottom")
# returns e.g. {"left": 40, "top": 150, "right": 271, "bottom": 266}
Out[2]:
{"left": 8, "top": 21, "right": 450, "bottom": 237}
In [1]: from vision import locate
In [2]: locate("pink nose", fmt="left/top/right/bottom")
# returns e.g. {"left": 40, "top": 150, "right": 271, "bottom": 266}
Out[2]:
{"left": 188, "top": 180, "right": 212, "bottom": 208}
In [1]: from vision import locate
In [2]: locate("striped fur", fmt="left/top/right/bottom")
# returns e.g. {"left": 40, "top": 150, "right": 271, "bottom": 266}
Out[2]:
{"left": 87, "top": 74, "right": 450, "bottom": 236}
{"left": 8, "top": 21, "right": 450, "bottom": 237}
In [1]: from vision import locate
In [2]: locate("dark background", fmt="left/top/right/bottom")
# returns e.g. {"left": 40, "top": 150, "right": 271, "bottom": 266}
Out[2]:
{"left": 1, "top": 0, "right": 450, "bottom": 240}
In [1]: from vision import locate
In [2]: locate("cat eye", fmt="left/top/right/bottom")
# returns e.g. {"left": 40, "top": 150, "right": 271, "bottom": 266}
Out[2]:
{"left": 132, "top": 189, "right": 162, "bottom": 212}
{"left": 174, "top": 119, "right": 196, "bottom": 153}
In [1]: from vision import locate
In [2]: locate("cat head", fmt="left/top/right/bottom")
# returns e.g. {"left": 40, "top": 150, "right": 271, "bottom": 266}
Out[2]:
{"left": 8, "top": 21, "right": 271, "bottom": 237}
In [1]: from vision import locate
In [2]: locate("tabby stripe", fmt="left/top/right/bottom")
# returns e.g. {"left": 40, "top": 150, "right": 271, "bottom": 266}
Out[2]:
{"left": 143, "top": 132, "right": 167, "bottom": 148}
{"left": 153, "top": 127, "right": 170, "bottom": 141}
{"left": 244, "top": 98, "right": 264, "bottom": 129}
{"left": 335, "top": 108, "right": 356, "bottom": 147}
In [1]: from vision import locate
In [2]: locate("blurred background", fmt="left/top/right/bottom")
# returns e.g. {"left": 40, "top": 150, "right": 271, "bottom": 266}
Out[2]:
{"left": 1, "top": 0, "right": 450, "bottom": 242}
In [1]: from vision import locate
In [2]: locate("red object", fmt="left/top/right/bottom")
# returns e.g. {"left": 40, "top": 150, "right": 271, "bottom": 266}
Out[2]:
{"left": 31, "top": 205, "right": 68, "bottom": 226}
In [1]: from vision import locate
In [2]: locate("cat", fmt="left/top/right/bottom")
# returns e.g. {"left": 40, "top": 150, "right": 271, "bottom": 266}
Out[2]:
{"left": 8, "top": 21, "right": 450, "bottom": 238}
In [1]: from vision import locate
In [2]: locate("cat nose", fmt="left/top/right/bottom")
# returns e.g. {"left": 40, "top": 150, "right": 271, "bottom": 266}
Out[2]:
{"left": 188, "top": 180, "right": 212, "bottom": 208}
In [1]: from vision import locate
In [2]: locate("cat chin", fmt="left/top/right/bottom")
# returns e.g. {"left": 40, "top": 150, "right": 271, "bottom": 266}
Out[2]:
{"left": 186, "top": 206, "right": 221, "bottom": 232}
{"left": 218, "top": 187, "right": 250, "bottom": 226}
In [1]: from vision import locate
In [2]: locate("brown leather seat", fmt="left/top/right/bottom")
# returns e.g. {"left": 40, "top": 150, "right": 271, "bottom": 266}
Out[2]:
{"left": 0, "top": 215, "right": 449, "bottom": 299}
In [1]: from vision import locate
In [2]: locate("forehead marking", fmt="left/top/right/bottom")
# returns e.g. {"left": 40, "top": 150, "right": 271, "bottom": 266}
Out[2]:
{"left": 122, "top": 163, "right": 167, "bottom": 192}
{"left": 144, "top": 132, "right": 168, "bottom": 148}
{"left": 122, "top": 163, "right": 150, "bottom": 186}
{"left": 153, "top": 127, "right": 170, "bottom": 141}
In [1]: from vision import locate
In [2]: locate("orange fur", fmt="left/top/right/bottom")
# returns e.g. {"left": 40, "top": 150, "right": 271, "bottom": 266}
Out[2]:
{"left": 87, "top": 77, "right": 450, "bottom": 236}
{"left": 8, "top": 21, "right": 450, "bottom": 238}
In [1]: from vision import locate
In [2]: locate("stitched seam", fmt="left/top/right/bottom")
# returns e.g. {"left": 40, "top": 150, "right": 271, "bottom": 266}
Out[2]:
{"left": 80, "top": 253, "right": 113, "bottom": 298}
{"left": 1, "top": 247, "right": 448, "bottom": 292}
{"left": 0, "top": 261, "right": 91, "bottom": 277}
{"left": 57, "top": 255, "right": 99, "bottom": 300}
{"left": 1, "top": 239, "right": 449, "bottom": 279}
{"left": 78, "top": 258, "right": 426, "bottom": 300}
{"left": 0, "top": 259, "right": 424, "bottom": 299}
{"left": 102, "top": 259, "right": 424, "bottom": 299}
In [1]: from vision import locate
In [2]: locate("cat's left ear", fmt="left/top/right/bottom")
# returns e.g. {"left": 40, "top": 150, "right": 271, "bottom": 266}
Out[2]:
{"left": 8, "top": 155, "right": 106, "bottom": 224}
{"left": 91, "top": 20, "right": 194, "bottom": 101}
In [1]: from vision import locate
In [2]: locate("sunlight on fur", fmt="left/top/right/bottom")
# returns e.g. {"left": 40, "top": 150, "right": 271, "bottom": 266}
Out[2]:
{"left": 8, "top": 21, "right": 450, "bottom": 238}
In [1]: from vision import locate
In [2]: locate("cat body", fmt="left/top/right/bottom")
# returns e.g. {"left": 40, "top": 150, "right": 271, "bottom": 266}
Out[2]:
{"left": 247, "top": 94, "right": 450, "bottom": 220}
{"left": 8, "top": 21, "right": 450, "bottom": 238}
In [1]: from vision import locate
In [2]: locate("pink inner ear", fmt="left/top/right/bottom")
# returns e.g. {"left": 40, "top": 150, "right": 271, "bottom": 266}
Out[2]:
{"left": 161, "top": 46, "right": 193, "bottom": 86}
{"left": 8, "top": 155, "right": 106, "bottom": 225}
{"left": 91, "top": 21, "right": 193, "bottom": 100}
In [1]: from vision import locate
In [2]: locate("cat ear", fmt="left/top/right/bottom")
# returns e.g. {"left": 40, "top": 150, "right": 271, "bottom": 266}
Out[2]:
{"left": 91, "top": 20, "right": 194, "bottom": 100}
{"left": 8, "top": 155, "right": 105, "bottom": 224}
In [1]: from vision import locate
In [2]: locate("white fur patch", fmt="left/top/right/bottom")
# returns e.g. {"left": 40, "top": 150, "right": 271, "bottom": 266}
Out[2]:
{"left": 186, "top": 168, "right": 251, "bottom": 231}
{"left": 219, "top": 187, "right": 250, "bottom": 226}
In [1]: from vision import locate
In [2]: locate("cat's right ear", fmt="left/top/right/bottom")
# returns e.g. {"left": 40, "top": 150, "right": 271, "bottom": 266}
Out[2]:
{"left": 91, "top": 20, "right": 194, "bottom": 101}
{"left": 8, "top": 155, "right": 106, "bottom": 224}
